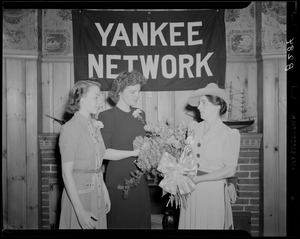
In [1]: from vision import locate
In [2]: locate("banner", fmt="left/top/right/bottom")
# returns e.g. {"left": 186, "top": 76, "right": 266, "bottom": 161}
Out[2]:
{"left": 72, "top": 10, "right": 226, "bottom": 91}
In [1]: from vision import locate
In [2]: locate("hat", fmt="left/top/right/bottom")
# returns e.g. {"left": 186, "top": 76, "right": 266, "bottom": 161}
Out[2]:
{"left": 188, "top": 83, "right": 229, "bottom": 107}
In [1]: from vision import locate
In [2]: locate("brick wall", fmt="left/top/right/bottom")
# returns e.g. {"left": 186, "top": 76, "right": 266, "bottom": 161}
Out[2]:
{"left": 39, "top": 134, "right": 62, "bottom": 229}
{"left": 38, "top": 133, "right": 263, "bottom": 235}
{"left": 233, "top": 133, "right": 263, "bottom": 236}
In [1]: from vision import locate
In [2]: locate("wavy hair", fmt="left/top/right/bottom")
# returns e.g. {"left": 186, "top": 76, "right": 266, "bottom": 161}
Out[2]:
{"left": 65, "top": 80, "right": 101, "bottom": 114}
{"left": 109, "top": 70, "right": 147, "bottom": 104}
{"left": 205, "top": 95, "right": 227, "bottom": 116}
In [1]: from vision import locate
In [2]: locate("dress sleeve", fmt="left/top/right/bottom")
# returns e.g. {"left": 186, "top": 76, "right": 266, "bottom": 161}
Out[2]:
{"left": 59, "top": 123, "right": 80, "bottom": 163}
{"left": 221, "top": 129, "right": 241, "bottom": 167}
{"left": 98, "top": 111, "right": 112, "bottom": 148}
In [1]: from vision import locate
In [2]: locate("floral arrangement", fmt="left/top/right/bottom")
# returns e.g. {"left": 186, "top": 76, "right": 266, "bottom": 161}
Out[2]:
{"left": 118, "top": 120, "right": 198, "bottom": 208}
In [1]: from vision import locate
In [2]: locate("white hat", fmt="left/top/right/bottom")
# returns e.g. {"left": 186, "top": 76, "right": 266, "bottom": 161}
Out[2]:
{"left": 188, "top": 83, "right": 229, "bottom": 107}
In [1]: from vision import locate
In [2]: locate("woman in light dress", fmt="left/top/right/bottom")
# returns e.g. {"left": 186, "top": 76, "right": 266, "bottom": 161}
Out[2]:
{"left": 59, "top": 80, "right": 139, "bottom": 229}
{"left": 179, "top": 83, "right": 241, "bottom": 230}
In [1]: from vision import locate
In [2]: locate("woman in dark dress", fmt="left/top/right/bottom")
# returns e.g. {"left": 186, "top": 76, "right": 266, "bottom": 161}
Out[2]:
{"left": 98, "top": 70, "right": 151, "bottom": 229}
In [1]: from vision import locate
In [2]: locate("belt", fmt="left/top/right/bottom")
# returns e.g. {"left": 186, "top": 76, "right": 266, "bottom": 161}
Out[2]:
{"left": 73, "top": 168, "right": 102, "bottom": 174}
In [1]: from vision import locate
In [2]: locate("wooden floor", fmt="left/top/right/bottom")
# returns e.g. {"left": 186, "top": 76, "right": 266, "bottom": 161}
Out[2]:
{"left": 151, "top": 214, "right": 163, "bottom": 229}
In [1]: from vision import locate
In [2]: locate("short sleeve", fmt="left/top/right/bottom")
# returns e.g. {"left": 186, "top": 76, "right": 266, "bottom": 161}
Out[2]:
{"left": 98, "top": 111, "right": 112, "bottom": 148}
{"left": 59, "top": 124, "right": 81, "bottom": 163}
{"left": 221, "top": 129, "right": 241, "bottom": 167}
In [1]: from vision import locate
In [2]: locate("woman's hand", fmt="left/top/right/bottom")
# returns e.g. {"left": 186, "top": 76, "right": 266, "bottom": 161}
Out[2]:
{"left": 133, "top": 148, "right": 140, "bottom": 157}
{"left": 76, "top": 209, "right": 98, "bottom": 229}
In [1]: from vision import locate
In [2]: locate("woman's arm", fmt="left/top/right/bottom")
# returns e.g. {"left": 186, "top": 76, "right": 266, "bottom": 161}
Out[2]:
{"left": 192, "top": 164, "right": 236, "bottom": 184}
{"left": 62, "top": 161, "right": 98, "bottom": 229}
{"left": 192, "top": 129, "right": 240, "bottom": 184}
{"left": 103, "top": 148, "right": 139, "bottom": 161}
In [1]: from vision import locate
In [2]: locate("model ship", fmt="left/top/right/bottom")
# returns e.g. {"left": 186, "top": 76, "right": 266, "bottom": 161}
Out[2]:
{"left": 222, "top": 82, "right": 255, "bottom": 130}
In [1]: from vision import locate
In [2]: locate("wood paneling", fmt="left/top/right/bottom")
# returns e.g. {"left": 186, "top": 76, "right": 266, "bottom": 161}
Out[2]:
{"left": 41, "top": 62, "right": 54, "bottom": 132}
{"left": 263, "top": 59, "right": 279, "bottom": 236}
{"left": 2, "top": 57, "right": 8, "bottom": 227}
{"left": 174, "top": 90, "right": 194, "bottom": 126}
{"left": 3, "top": 57, "right": 40, "bottom": 229}
{"left": 25, "top": 60, "right": 39, "bottom": 228}
{"left": 278, "top": 58, "right": 286, "bottom": 236}
{"left": 6, "top": 59, "right": 27, "bottom": 228}
{"left": 157, "top": 91, "right": 175, "bottom": 123}
{"left": 263, "top": 57, "right": 286, "bottom": 236}
{"left": 53, "top": 63, "right": 72, "bottom": 133}
{"left": 144, "top": 91, "right": 158, "bottom": 123}
{"left": 40, "top": 60, "right": 262, "bottom": 133}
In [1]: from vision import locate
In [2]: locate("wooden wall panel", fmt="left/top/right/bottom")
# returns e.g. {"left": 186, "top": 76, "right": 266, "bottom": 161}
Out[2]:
{"left": 40, "top": 61, "right": 263, "bottom": 133}
{"left": 41, "top": 62, "right": 54, "bottom": 133}
{"left": 263, "top": 59, "right": 279, "bottom": 236}
{"left": 174, "top": 90, "right": 194, "bottom": 126}
{"left": 2, "top": 59, "right": 8, "bottom": 227}
{"left": 6, "top": 59, "right": 27, "bottom": 228}
{"left": 144, "top": 91, "right": 158, "bottom": 123}
{"left": 157, "top": 91, "right": 175, "bottom": 124}
{"left": 278, "top": 58, "right": 286, "bottom": 236}
{"left": 25, "top": 60, "right": 39, "bottom": 228}
{"left": 53, "top": 63, "right": 72, "bottom": 133}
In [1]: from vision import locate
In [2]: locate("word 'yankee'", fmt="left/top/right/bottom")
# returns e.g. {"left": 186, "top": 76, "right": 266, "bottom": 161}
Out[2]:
{"left": 95, "top": 22, "right": 204, "bottom": 47}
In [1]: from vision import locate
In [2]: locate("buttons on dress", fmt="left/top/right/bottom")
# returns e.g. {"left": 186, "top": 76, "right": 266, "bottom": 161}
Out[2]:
{"left": 197, "top": 143, "right": 201, "bottom": 147}
{"left": 196, "top": 153, "right": 200, "bottom": 158}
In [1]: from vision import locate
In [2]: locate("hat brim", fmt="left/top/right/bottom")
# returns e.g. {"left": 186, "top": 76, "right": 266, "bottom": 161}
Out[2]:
{"left": 188, "top": 88, "right": 229, "bottom": 107}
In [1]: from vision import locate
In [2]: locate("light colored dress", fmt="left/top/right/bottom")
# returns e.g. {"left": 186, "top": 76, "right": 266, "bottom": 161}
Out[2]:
{"left": 178, "top": 118, "right": 240, "bottom": 229}
{"left": 59, "top": 112, "right": 108, "bottom": 229}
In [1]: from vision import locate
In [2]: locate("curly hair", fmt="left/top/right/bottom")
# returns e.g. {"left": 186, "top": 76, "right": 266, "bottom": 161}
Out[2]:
{"left": 205, "top": 95, "right": 227, "bottom": 116}
{"left": 65, "top": 80, "right": 101, "bottom": 114}
{"left": 109, "top": 70, "right": 147, "bottom": 104}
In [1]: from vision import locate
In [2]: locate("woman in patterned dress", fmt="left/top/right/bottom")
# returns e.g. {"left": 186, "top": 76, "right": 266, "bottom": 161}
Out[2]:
{"left": 59, "top": 80, "right": 139, "bottom": 229}
{"left": 98, "top": 70, "right": 151, "bottom": 229}
{"left": 179, "top": 83, "right": 241, "bottom": 229}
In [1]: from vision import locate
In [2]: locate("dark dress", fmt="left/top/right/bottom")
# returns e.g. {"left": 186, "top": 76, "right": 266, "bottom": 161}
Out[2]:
{"left": 98, "top": 106, "right": 151, "bottom": 229}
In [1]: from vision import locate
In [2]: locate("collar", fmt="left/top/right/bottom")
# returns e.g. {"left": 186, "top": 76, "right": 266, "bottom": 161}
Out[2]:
{"left": 200, "top": 118, "right": 224, "bottom": 142}
{"left": 74, "top": 111, "right": 92, "bottom": 126}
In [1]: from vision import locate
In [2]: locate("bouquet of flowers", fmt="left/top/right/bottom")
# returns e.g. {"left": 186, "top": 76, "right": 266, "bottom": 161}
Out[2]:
{"left": 157, "top": 135, "right": 198, "bottom": 208}
{"left": 118, "top": 120, "right": 198, "bottom": 208}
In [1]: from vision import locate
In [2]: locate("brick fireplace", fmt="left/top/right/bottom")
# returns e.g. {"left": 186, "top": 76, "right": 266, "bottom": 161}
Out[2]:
{"left": 38, "top": 133, "right": 262, "bottom": 236}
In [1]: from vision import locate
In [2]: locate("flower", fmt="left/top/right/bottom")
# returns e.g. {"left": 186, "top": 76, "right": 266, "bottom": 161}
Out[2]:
{"left": 93, "top": 120, "right": 104, "bottom": 142}
{"left": 132, "top": 108, "right": 146, "bottom": 125}
{"left": 94, "top": 120, "right": 104, "bottom": 129}
{"left": 132, "top": 108, "right": 142, "bottom": 118}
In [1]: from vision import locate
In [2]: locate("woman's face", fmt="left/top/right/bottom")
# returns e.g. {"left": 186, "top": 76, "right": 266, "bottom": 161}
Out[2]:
{"left": 119, "top": 84, "right": 141, "bottom": 107}
{"left": 81, "top": 85, "right": 102, "bottom": 115}
{"left": 197, "top": 95, "right": 220, "bottom": 120}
